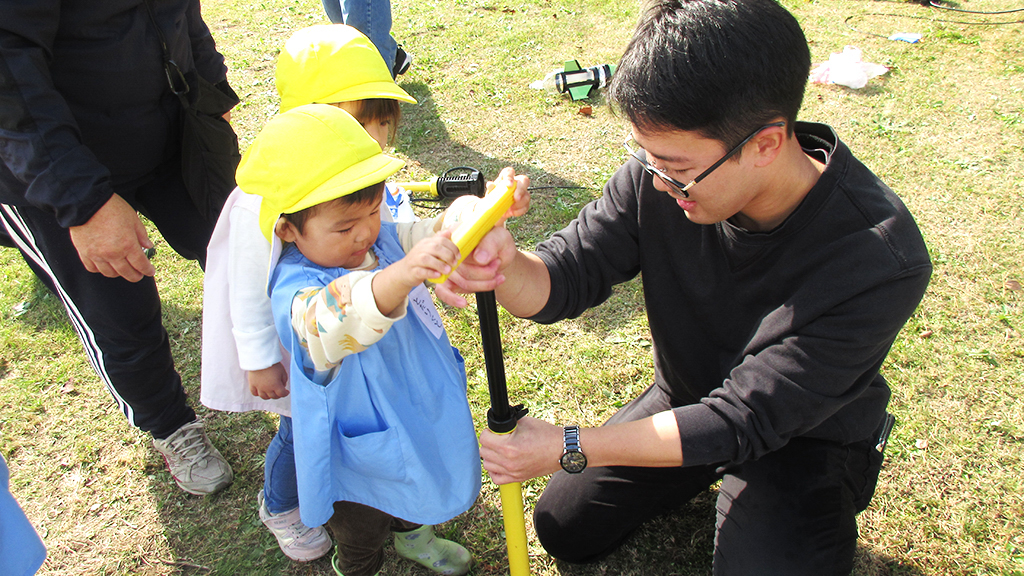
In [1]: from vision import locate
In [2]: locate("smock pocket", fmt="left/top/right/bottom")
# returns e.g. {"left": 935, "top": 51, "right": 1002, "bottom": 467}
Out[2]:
{"left": 336, "top": 424, "right": 406, "bottom": 482}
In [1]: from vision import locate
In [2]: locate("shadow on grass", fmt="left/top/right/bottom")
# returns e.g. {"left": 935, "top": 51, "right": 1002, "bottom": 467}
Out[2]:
{"left": 853, "top": 546, "right": 928, "bottom": 576}
{"left": 397, "top": 81, "right": 596, "bottom": 248}
{"left": 399, "top": 81, "right": 585, "bottom": 190}
{"left": 550, "top": 489, "right": 719, "bottom": 576}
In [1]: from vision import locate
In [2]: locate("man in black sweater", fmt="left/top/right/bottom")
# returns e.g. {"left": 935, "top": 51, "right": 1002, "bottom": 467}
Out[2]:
{"left": 0, "top": 0, "right": 237, "bottom": 495}
{"left": 444, "top": 0, "right": 932, "bottom": 573}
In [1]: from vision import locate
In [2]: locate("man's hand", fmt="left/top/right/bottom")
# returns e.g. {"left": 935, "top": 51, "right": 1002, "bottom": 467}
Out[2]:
{"left": 248, "top": 363, "right": 289, "bottom": 400}
{"left": 437, "top": 167, "right": 531, "bottom": 233}
{"left": 493, "top": 166, "right": 531, "bottom": 223}
{"left": 69, "top": 194, "right": 155, "bottom": 282}
{"left": 479, "top": 416, "right": 563, "bottom": 485}
{"left": 433, "top": 226, "right": 516, "bottom": 307}
{"left": 433, "top": 167, "right": 531, "bottom": 308}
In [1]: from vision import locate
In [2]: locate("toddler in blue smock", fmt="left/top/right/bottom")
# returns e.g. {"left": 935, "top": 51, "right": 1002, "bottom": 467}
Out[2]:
{"left": 236, "top": 103, "right": 529, "bottom": 576}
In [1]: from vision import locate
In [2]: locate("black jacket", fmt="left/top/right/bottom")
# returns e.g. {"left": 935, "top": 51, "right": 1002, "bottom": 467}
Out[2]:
{"left": 0, "top": 0, "right": 233, "bottom": 227}
{"left": 533, "top": 122, "right": 932, "bottom": 467}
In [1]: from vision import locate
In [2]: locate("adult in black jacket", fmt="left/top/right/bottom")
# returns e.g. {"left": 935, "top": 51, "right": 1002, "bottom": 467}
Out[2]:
{"left": 0, "top": 0, "right": 237, "bottom": 495}
{"left": 444, "top": 0, "right": 932, "bottom": 574}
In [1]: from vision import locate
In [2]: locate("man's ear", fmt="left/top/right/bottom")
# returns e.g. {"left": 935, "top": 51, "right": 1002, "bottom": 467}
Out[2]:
{"left": 751, "top": 125, "right": 787, "bottom": 167}
{"left": 275, "top": 218, "right": 298, "bottom": 243}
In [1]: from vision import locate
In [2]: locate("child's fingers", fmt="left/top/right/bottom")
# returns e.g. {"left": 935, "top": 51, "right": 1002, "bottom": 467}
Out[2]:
{"left": 415, "top": 263, "right": 452, "bottom": 283}
{"left": 423, "top": 230, "right": 461, "bottom": 263}
{"left": 408, "top": 249, "right": 457, "bottom": 281}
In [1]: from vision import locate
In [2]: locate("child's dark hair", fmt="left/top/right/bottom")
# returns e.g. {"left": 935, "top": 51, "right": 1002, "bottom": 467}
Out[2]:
{"left": 358, "top": 98, "right": 402, "bottom": 145}
{"left": 609, "top": 0, "right": 810, "bottom": 150}
{"left": 282, "top": 181, "right": 385, "bottom": 235}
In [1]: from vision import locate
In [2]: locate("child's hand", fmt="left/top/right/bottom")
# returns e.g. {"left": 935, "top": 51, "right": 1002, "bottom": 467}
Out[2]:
{"left": 248, "top": 363, "right": 289, "bottom": 400}
{"left": 372, "top": 228, "right": 460, "bottom": 316}
{"left": 434, "top": 224, "right": 518, "bottom": 307}
{"left": 398, "top": 227, "right": 460, "bottom": 285}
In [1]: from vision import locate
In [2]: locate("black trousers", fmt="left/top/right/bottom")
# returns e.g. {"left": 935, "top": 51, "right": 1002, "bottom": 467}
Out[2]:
{"left": 1, "top": 157, "right": 216, "bottom": 439}
{"left": 535, "top": 384, "right": 884, "bottom": 576}
{"left": 327, "top": 501, "right": 420, "bottom": 576}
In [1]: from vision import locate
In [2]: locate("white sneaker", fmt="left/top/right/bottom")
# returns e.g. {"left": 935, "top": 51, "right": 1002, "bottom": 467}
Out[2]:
{"left": 258, "top": 491, "right": 332, "bottom": 562}
{"left": 152, "top": 419, "right": 233, "bottom": 495}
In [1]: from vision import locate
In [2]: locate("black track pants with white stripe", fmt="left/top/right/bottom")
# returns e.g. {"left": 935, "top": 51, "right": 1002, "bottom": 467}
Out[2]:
{"left": 1, "top": 169, "right": 215, "bottom": 439}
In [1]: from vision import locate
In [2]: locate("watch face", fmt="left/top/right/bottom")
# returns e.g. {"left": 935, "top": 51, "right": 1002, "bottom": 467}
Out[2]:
{"left": 560, "top": 450, "right": 588, "bottom": 473}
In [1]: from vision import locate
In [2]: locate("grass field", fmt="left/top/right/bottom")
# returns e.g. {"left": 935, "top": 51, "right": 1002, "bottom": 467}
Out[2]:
{"left": 1, "top": 0, "right": 1022, "bottom": 574}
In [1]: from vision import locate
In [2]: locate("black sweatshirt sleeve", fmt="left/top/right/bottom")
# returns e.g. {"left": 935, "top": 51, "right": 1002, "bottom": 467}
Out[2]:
{"left": 185, "top": 0, "right": 233, "bottom": 96}
{"left": 531, "top": 161, "right": 644, "bottom": 324}
{"left": 0, "top": 0, "right": 116, "bottom": 227}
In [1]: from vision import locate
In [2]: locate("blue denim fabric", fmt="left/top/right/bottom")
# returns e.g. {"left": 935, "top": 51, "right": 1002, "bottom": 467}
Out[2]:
{"left": 263, "top": 415, "right": 300, "bottom": 514}
{"left": 321, "top": 0, "right": 397, "bottom": 70}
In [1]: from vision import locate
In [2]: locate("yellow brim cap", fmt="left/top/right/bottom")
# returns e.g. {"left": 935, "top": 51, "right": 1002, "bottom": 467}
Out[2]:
{"left": 276, "top": 24, "right": 417, "bottom": 112}
{"left": 233, "top": 104, "right": 406, "bottom": 242}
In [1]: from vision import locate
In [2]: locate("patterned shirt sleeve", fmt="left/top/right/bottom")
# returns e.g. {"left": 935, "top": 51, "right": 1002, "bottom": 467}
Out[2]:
{"left": 288, "top": 270, "right": 407, "bottom": 372}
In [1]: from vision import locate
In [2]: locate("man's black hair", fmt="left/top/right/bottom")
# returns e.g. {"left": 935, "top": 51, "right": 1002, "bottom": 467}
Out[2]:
{"left": 282, "top": 181, "right": 385, "bottom": 235}
{"left": 609, "top": 0, "right": 811, "bottom": 149}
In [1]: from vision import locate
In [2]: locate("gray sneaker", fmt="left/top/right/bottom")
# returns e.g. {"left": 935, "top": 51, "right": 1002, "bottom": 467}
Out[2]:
{"left": 153, "top": 419, "right": 233, "bottom": 495}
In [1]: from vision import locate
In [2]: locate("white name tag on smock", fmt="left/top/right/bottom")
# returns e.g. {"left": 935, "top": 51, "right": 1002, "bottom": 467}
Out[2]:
{"left": 409, "top": 284, "right": 444, "bottom": 339}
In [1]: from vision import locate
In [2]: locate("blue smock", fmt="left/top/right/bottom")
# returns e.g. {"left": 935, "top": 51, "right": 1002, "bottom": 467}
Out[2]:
{"left": 1, "top": 454, "right": 47, "bottom": 576}
{"left": 271, "top": 222, "right": 481, "bottom": 528}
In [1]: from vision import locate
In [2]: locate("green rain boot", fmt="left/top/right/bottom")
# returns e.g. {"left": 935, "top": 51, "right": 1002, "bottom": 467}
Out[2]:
{"left": 393, "top": 525, "right": 472, "bottom": 576}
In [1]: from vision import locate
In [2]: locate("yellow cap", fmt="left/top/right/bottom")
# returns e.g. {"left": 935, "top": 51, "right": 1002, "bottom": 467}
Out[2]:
{"left": 276, "top": 24, "right": 417, "bottom": 113}
{"left": 235, "top": 104, "right": 406, "bottom": 242}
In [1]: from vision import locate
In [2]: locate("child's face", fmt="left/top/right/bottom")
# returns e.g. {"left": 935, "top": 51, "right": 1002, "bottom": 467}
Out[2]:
{"left": 334, "top": 101, "right": 390, "bottom": 150}
{"left": 277, "top": 195, "right": 382, "bottom": 269}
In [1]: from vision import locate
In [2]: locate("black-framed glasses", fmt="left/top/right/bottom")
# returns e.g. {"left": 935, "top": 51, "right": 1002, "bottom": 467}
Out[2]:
{"left": 622, "top": 121, "right": 786, "bottom": 199}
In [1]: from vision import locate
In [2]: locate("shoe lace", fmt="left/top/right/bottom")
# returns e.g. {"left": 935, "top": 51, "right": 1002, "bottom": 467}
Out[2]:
{"left": 270, "top": 514, "right": 319, "bottom": 542}
{"left": 165, "top": 425, "right": 209, "bottom": 464}
{"left": 286, "top": 523, "right": 318, "bottom": 541}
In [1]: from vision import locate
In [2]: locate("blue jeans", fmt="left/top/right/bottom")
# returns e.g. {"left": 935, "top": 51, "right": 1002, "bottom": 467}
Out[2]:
{"left": 263, "top": 416, "right": 299, "bottom": 514}
{"left": 321, "top": 0, "right": 397, "bottom": 71}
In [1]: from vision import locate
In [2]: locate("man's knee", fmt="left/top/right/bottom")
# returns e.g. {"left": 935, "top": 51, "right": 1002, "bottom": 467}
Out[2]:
{"left": 533, "top": 473, "right": 630, "bottom": 564}
{"left": 713, "top": 440, "right": 863, "bottom": 575}
{"left": 534, "top": 503, "right": 608, "bottom": 564}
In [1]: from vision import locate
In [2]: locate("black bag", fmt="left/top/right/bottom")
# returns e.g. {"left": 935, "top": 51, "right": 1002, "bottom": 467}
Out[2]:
{"left": 177, "top": 76, "right": 241, "bottom": 222}
{"left": 144, "top": 0, "right": 240, "bottom": 223}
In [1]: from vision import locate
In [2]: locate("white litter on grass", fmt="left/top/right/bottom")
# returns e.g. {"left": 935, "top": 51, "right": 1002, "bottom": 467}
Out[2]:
{"left": 809, "top": 46, "right": 889, "bottom": 89}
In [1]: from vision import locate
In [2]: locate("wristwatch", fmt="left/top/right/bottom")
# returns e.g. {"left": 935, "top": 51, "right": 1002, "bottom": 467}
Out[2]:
{"left": 560, "top": 425, "right": 588, "bottom": 474}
